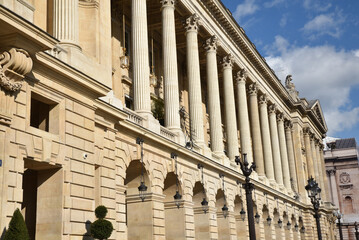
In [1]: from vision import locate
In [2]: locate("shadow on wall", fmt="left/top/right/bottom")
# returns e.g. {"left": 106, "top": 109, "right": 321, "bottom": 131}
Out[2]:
{"left": 83, "top": 220, "right": 93, "bottom": 240}
{"left": 0, "top": 227, "right": 6, "bottom": 240}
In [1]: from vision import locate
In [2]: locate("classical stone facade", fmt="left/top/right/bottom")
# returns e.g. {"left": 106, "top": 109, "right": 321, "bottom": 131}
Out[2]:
{"left": 0, "top": 0, "right": 335, "bottom": 239}
{"left": 325, "top": 138, "right": 359, "bottom": 240}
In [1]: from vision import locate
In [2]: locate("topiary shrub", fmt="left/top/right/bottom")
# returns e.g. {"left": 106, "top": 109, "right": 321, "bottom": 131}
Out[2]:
{"left": 3, "top": 208, "right": 30, "bottom": 240}
{"left": 90, "top": 205, "right": 114, "bottom": 240}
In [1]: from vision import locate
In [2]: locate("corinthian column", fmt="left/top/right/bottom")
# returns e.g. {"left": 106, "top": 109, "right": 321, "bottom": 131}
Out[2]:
{"left": 53, "top": 0, "right": 80, "bottom": 48}
{"left": 161, "top": 0, "right": 181, "bottom": 131}
{"left": 320, "top": 144, "right": 330, "bottom": 201}
{"left": 303, "top": 128, "right": 315, "bottom": 178}
{"left": 315, "top": 140, "right": 326, "bottom": 200}
{"left": 235, "top": 69, "right": 253, "bottom": 164}
{"left": 277, "top": 113, "right": 291, "bottom": 190}
{"left": 284, "top": 120, "right": 298, "bottom": 192}
{"left": 132, "top": 0, "right": 151, "bottom": 114}
{"left": 248, "top": 83, "right": 265, "bottom": 176}
{"left": 222, "top": 54, "right": 239, "bottom": 160}
{"left": 268, "top": 104, "right": 284, "bottom": 186}
{"left": 184, "top": 14, "right": 204, "bottom": 145}
{"left": 310, "top": 134, "right": 320, "bottom": 181}
{"left": 259, "top": 94, "right": 275, "bottom": 181}
{"left": 204, "top": 36, "right": 224, "bottom": 155}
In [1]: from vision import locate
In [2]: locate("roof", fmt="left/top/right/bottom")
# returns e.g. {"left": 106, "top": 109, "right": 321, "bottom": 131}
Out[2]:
{"left": 335, "top": 138, "right": 357, "bottom": 149}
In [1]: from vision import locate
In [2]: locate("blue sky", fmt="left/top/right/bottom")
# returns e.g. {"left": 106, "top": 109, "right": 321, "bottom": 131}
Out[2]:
{"left": 220, "top": 0, "right": 359, "bottom": 141}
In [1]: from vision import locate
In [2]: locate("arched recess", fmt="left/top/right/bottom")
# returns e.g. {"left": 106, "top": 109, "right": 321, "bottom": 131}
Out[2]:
{"left": 124, "top": 160, "right": 152, "bottom": 239}
{"left": 163, "top": 172, "right": 186, "bottom": 240}
{"left": 253, "top": 203, "right": 261, "bottom": 239}
{"left": 273, "top": 208, "right": 283, "bottom": 240}
{"left": 292, "top": 214, "right": 299, "bottom": 240}
{"left": 193, "top": 181, "right": 210, "bottom": 240}
{"left": 262, "top": 205, "right": 272, "bottom": 240}
{"left": 299, "top": 217, "right": 305, "bottom": 240}
{"left": 283, "top": 212, "right": 291, "bottom": 240}
{"left": 343, "top": 196, "right": 354, "bottom": 214}
{"left": 216, "top": 189, "right": 230, "bottom": 240}
{"left": 234, "top": 195, "right": 248, "bottom": 239}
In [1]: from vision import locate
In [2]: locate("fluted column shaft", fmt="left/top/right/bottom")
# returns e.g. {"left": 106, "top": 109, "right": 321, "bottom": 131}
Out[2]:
{"left": 310, "top": 135, "right": 320, "bottom": 181}
{"left": 277, "top": 114, "right": 291, "bottom": 190}
{"left": 320, "top": 145, "right": 330, "bottom": 201}
{"left": 53, "top": 0, "right": 79, "bottom": 45}
{"left": 258, "top": 95, "right": 275, "bottom": 181}
{"left": 185, "top": 14, "right": 204, "bottom": 145}
{"left": 204, "top": 36, "right": 224, "bottom": 155}
{"left": 303, "top": 128, "right": 315, "bottom": 178}
{"left": 315, "top": 141, "right": 326, "bottom": 200}
{"left": 161, "top": 1, "right": 181, "bottom": 130}
{"left": 248, "top": 84, "right": 265, "bottom": 176}
{"left": 284, "top": 120, "right": 298, "bottom": 192}
{"left": 132, "top": 0, "right": 151, "bottom": 113}
{"left": 235, "top": 70, "right": 253, "bottom": 164}
{"left": 222, "top": 55, "right": 239, "bottom": 160}
{"left": 268, "top": 104, "right": 284, "bottom": 186}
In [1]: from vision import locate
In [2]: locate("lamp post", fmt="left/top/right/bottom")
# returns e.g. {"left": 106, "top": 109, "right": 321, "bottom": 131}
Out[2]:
{"left": 136, "top": 137, "right": 148, "bottom": 201}
{"left": 220, "top": 174, "right": 229, "bottom": 218}
{"left": 333, "top": 210, "right": 343, "bottom": 240}
{"left": 355, "top": 221, "right": 359, "bottom": 240}
{"left": 236, "top": 153, "right": 256, "bottom": 240}
{"left": 305, "top": 177, "right": 322, "bottom": 240}
{"left": 237, "top": 180, "right": 246, "bottom": 221}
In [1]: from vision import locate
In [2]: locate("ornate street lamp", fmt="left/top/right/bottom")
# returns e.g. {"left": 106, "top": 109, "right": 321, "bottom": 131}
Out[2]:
{"left": 237, "top": 180, "right": 246, "bottom": 221}
{"left": 300, "top": 226, "right": 305, "bottom": 234}
{"left": 267, "top": 216, "right": 272, "bottom": 226}
{"left": 171, "top": 153, "right": 182, "bottom": 209}
{"left": 285, "top": 202, "right": 291, "bottom": 230}
{"left": 136, "top": 138, "right": 148, "bottom": 202}
{"left": 287, "top": 221, "right": 292, "bottom": 230}
{"left": 355, "top": 221, "right": 359, "bottom": 240}
{"left": 220, "top": 174, "right": 229, "bottom": 218}
{"left": 333, "top": 210, "right": 343, "bottom": 240}
{"left": 278, "top": 218, "right": 283, "bottom": 228}
{"left": 198, "top": 164, "right": 209, "bottom": 213}
{"left": 255, "top": 212, "right": 260, "bottom": 224}
{"left": 305, "top": 177, "right": 322, "bottom": 240}
{"left": 294, "top": 223, "right": 299, "bottom": 232}
{"left": 236, "top": 153, "right": 256, "bottom": 240}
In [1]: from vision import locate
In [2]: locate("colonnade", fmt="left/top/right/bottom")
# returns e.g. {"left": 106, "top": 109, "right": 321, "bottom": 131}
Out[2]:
{"left": 126, "top": 0, "right": 329, "bottom": 196}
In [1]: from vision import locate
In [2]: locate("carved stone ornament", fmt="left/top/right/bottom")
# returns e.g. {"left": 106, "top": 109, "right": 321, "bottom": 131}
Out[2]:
{"left": 0, "top": 48, "right": 33, "bottom": 93}
{"left": 285, "top": 74, "right": 300, "bottom": 101}
{"left": 204, "top": 35, "right": 218, "bottom": 52}
{"left": 248, "top": 82, "right": 258, "bottom": 96}
{"left": 235, "top": 68, "right": 248, "bottom": 83}
{"left": 259, "top": 94, "right": 267, "bottom": 105}
{"left": 184, "top": 14, "right": 200, "bottom": 33}
{"left": 268, "top": 104, "right": 277, "bottom": 114}
{"left": 161, "top": 0, "right": 175, "bottom": 8}
{"left": 303, "top": 127, "right": 311, "bottom": 135}
{"left": 276, "top": 112, "right": 284, "bottom": 122}
{"left": 339, "top": 172, "right": 350, "bottom": 184}
{"left": 284, "top": 120, "right": 293, "bottom": 130}
{"left": 222, "top": 54, "right": 234, "bottom": 69}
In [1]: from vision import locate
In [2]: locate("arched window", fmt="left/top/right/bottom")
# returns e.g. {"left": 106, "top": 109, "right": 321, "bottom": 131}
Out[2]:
{"left": 343, "top": 196, "right": 353, "bottom": 214}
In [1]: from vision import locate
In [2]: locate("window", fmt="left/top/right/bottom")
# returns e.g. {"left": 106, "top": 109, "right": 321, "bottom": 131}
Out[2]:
{"left": 125, "top": 95, "right": 133, "bottom": 110}
{"left": 30, "top": 92, "right": 59, "bottom": 134}
{"left": 343, "top": 196, "right": 353, "bottom": 214}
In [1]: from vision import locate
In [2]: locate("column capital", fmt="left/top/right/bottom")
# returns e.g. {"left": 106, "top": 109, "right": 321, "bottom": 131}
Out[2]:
{"left": 314, "top": 138, "right": 320, "bottom": 146}
{"left": 184, "top": 14, "right": 200, "bottom": 33}
{"left": 319, "top": 143, "right": 325, "bottom": 151}
{"left": 276, "top": 112, "right": 284, "bottom": 122}
{"left": 303, "top": 127, "right": 312, "bottom": 136}
{"left": 309, "top": 132, "right": 315, "bottom": 140}
{"left": 160, "top": 0, "right": 175, "bottom": 9}
{"left": 248, "top": 82, "right": 258, "bottom": 96}
{"left": 268, "top": 104, "right": 277, "bottom": 114}
{"left": 326, "top": 169, "right": 336, "bottom": 176}
{"left": 235, "top": 69, "right": 248, "bottom": 84}
{"left": 284, "top": 120, "right": 293, "bottom": 130}
{"left": 259, "top": 94, "right": 267, "bottom": 105}
{"left": 204, "top": 35, "right": 218, "bottom": 53}
{"left": 222, "top": 54, "right": 234, "bottom": 69}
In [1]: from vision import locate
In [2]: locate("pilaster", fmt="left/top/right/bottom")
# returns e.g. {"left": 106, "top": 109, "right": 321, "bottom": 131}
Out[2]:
{"left": 284, "top": 120, "right": 299, "bottom": 193}
{"left": 303, "top": 127, "right": 315, "bottom": 178}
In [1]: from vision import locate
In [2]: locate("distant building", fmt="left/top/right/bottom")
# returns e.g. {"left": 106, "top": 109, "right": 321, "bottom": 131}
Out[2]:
{"left": 325, "top": 138, "right": 359, "bottom": 240}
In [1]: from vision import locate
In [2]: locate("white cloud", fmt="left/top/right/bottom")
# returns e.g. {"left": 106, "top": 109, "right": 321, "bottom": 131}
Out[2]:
{"left": 234, "top": 0, "right": 259, "bottom": 20}
{"left": 279, "top": 14, "right": 288, "bottom": 27}
{"left": 303, "top": 0, "right": 332, "bottom": 12}
{"left": 301, "top": 11, "right": 345, "bottom": 39}
{"left": 265, "top": 36, "right": 359, "bottom": 136}
{"left": 264, "top": 0, "right": 284, "bottom": 8}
